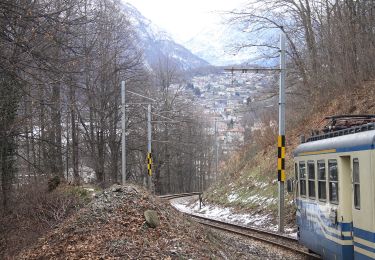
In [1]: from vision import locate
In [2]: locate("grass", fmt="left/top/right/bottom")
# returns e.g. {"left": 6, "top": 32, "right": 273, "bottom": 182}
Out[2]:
{"left": 205, "top": 145, "right": 296, "bottom": 222}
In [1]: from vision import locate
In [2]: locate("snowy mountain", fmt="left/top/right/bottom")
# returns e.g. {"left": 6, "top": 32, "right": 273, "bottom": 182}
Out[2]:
{"left": 184, "top": 23, "right": 279, "bottom": 67}
{"left": 122, "top": 3, "right": 210, "bottom": 70}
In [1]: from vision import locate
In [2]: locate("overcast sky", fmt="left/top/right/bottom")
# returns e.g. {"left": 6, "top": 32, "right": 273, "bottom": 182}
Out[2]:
{"left": 124, "top": 0, "right": 246, "bottom": 43}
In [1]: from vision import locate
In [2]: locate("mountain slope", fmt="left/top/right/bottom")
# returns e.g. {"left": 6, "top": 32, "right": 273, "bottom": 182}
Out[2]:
{"left": 185, "top": 24, "right": 279, "bottom": 67}
{"left": 123, "top": 3, "right": 210, "bottom": 70}
{"left": 204, "top": 82, "right": 375, "bottom": 226}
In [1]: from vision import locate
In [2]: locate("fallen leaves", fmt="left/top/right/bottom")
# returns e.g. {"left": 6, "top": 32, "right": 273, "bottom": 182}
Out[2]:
{"left": 18, "top": 184, "right": 223, "bottom": 259}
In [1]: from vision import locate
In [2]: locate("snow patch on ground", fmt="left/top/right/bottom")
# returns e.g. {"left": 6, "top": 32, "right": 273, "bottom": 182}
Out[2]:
{"left": 227, "top": 192, "right": 239, "bottom": 202}
{"left": 254, "top": 181, "right": 268, "bottom": 189}
{"left": 243, "top": 194, "right": 277, "bottom": 206}
{"left": 172, "top": 197, "right": 270, "bottom": 227}
{"left": 171, "top": 196, "right": 297, "bottom": 237}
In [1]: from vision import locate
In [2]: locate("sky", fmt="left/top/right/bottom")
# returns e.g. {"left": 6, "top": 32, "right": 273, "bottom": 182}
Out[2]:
{"left": 124, "top": 0, "right": 246, "bottom": 43}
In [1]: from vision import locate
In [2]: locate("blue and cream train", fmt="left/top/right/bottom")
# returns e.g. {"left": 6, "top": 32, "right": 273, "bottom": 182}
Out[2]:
{"left": 294, "top": 120, "right": 375, "bottom": 259}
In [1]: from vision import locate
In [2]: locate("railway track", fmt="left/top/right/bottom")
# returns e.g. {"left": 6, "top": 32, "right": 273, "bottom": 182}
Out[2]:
{"left": 161, "top": 193, "right": 319, "bottom": 258}
{"left": 189, "top": 214, "right": 320, "bottom": 259}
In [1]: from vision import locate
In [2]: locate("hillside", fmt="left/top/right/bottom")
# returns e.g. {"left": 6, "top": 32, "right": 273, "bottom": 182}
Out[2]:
{"left": 123, "top": 2, "right": 210, "bottom": 70}
{"left": 185, "top": 24, "right": 278, "bottom": 67}
{"left": 18, "top": 184, "right": 222, "bottom": 259}
{"left": 14, "top": 184, "right": 304, "bottom": 259}
{"left": 204, "top": 82, "right": 375, "bottom": 226}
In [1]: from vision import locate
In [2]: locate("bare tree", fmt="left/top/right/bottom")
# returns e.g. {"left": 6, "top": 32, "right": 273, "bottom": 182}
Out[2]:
{"left": 227, "top": 0, "right": 375, "bottom": 110}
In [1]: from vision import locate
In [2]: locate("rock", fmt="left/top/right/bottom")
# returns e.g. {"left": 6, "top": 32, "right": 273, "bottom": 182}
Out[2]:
{"left": 110, "top": 185, "right": 123, "bottom": 193}
{"left": 144, "top": 210, "right": 159, "bottom": 228}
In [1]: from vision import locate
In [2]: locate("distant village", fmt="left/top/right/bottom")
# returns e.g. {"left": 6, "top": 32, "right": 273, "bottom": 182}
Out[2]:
{"left": 185, "top": 71, "right": 272, "bottom": 159}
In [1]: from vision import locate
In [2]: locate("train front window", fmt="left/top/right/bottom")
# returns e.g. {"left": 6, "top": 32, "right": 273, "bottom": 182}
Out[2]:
{"left": 328, "top": 160, "right": 339, "bottom": 204}
{"left": 318, "top": 160, "right": 326, "bottom": 201}
{"left": 307, "top": 161, "right": 316, "bottom": 199}
{"left": 299, "top": 161, "right": 306, "bottom": 197}
{"left": 353, "top": 158, "right": 360, "bottom": 209}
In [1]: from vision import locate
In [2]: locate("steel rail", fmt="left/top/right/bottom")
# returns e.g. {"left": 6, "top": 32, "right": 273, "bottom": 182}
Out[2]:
{"left": 190, "top": 214, "right": 296, "bottom": 242}
{"left": 162, "top": 194, "right": 320, "bottom": 258}
{"left": 189, "top": 214, "right": 320, "bottom": 259}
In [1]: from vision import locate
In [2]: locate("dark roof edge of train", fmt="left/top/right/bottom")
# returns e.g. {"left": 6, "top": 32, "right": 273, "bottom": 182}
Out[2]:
{"left": 306, "top": 122, "right": 375, "bottom": 143}
{"left": 294, "top": 123, "right": 375, "bottom": 157}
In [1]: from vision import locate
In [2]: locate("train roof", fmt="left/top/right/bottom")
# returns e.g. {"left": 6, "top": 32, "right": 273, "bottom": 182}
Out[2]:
{"left": 294, "top": 128, "right": 375, "bottom": 157}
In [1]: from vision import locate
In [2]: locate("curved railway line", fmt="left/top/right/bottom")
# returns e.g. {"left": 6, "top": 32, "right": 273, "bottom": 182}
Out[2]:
{"left": 189, "top": 214, "right": 320, "bottom": 259}
{"left": 161, "top": 193, "right": 321, "bottom": 259}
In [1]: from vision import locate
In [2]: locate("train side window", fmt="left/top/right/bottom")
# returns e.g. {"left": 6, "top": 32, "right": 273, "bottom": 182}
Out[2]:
{"left": 299, "top": 161, "right": 306, "bottom": 197}
{"left": 328, "top": 160, "right": 339, "bottom": 204}
{"left": 353, "top": 158, "right": 360, "bottom": 209}
{"left": 295, "top": 163, "right": 298, "bottom": 180}
{"left": 307, "top": 161, "right": 316, "bottom": 199}
{"left": 317, "top": 160, "right": 326, "bottom": 201}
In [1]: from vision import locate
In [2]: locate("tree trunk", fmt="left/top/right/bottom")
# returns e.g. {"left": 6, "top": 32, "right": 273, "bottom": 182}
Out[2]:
{"left": 69, "top": 84, "right": 79, "bottom": 185}
{"left": 0, "top": 73, "right": 19, "bottom": 212}
{"left": 51, "top": 83, "right": 64, "bottom": 178}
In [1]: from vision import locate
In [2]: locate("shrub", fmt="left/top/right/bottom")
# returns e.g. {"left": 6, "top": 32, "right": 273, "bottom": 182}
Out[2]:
{"left": 0, "top": 180, "right": 89, "bottom": 258}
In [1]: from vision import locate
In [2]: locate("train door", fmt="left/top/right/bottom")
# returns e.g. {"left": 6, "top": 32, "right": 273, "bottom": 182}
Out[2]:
{"left": 351, "top": 154, "right": 374, "bottom": 259}
{"left": 338, "top": 156, "right": 354, "bottom": 259}
{"left": 339, "top": 156, "right": 353, "bottom": 226}
{"left": 351, "top": 157, "right": 361, "bottom": 259}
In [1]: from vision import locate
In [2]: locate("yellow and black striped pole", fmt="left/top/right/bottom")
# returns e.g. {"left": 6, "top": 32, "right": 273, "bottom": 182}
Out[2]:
{"left": 147, "top": 152, "right": 152, "bottom": 176}
{"left": 277, "top": 135, "right": 286, "bottom": 182}
{"left": 278, "top": 31, "right": 286, "bottom": 233}
{"left": 147, "top": 104, "right": 152, "bottom": 191}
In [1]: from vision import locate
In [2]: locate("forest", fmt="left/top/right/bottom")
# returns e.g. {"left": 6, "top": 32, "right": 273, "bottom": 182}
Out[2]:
{"left": 0, "top": 0, "right": 214, "bottom": 215}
